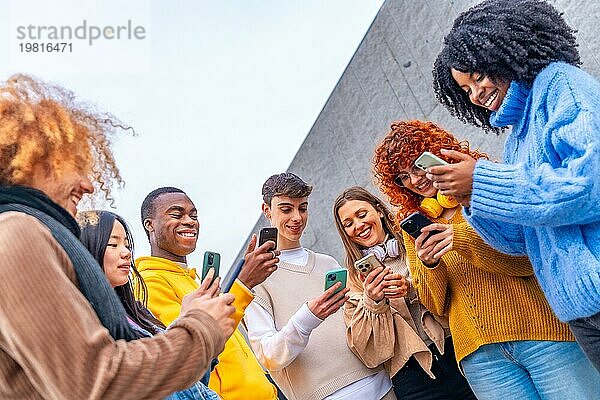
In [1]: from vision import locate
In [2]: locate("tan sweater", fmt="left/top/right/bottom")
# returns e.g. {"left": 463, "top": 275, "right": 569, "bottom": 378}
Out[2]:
{"left": 0, "top": 212, "right": 227, "bottom": 400}
{"left": 404, "top": 210, "right": 574, "bottom": 364}
{"left": 344, "top": 256, "right": 449, "bottom": 378}
{"left": 253, "top": 250, "right": 380, "bottom": 400}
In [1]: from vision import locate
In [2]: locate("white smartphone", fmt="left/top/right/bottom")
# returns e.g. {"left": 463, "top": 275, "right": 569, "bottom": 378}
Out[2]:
{"left": 414, "top": 151, "right": 448, "bottom": 171}
{"left": 354, "top": 253, "right": 384, "bottom": 276}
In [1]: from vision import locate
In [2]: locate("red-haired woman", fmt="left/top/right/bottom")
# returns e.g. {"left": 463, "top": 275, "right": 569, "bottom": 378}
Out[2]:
{"left": 372, "top": 120, "right": 599, "bottom": 399}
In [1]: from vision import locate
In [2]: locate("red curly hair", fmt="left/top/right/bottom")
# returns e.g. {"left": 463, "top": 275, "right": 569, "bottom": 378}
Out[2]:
{"left": 373, "top": 120, "right": 488, "bottom": 224}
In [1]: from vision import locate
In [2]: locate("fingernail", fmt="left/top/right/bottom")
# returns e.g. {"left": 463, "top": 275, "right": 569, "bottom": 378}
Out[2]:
{"left": 441, "top": 149, "right": 448, "bottom": 153}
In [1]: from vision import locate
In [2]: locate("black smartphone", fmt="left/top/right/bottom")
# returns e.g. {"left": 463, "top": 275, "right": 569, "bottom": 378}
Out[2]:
{"left": 400, "top": 211, "right": 436, "bottom": 239}
{"left": 221, "top": 258, "right": 245, "bottom": 293}
{"left": 259, "top": 227, "right": 278, "bottom": 250}
{"left": 201, "top": 251, "right": 220, "bottom": 285}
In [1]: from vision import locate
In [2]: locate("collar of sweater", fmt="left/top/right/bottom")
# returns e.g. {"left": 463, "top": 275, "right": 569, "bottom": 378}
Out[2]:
{"left": 135, "top": 256, "right": 196, "bottom": 278}
{"left": 277, "top": 249, "right": 316, "bottom": 274}
{"left": 490, "top": 80, "right": 531, "bottom": 129}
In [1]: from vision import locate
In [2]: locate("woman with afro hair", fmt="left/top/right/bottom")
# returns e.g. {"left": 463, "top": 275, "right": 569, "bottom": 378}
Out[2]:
{"left": 430, "top": 0, "right": 600, "bottom": 370}
{"left": 373, "top": 120, "right": 600, "bottom": 399}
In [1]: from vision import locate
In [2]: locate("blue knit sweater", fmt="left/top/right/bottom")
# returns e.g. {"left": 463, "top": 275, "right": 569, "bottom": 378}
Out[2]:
{"left": 464, "top": 62, "right": 600, "bottom": 322}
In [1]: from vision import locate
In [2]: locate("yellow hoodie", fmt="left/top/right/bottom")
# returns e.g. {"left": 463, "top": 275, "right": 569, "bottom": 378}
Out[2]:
{"left": 136, "top": 256, "right": 278, "bottom": 400}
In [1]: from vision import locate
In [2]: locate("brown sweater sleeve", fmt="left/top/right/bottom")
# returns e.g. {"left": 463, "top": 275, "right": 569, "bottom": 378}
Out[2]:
{"left": 0, "top": 212, "right": 226, "bottom": 400}
{"left": 343, "top": 289, "right": 395, "bottom": 369}
{"left": 452, "top": 221, "right": 534, "bottom": 277}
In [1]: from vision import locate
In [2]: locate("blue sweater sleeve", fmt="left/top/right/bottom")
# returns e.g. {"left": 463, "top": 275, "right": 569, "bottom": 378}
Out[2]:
{"left": 470, "top": 89, "right": 600, "bottom": 227}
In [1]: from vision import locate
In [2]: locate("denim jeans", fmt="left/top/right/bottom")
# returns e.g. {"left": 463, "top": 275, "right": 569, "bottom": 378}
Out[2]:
{"left": 164, "top": 381, "right": 219, "bottom": 400}
{"left": 392, "top": 337, "right": 476, "bottom": 400}
{"left": 569, "top": 310, "right": 600, "bottom": 372}
{"left": 461, "top": 340, "right": 600, "bottom": 400}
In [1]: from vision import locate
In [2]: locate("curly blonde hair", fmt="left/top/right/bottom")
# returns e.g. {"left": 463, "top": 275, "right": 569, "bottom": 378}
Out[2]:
{"left": 373, "top": 120, "right": 487, "bottom": 223}
{"left": 0, "top": 74, "right": 129, "bottom": 200}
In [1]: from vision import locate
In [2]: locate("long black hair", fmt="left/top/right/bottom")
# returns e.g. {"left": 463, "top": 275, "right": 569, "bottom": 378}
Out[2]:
{"left": 78, "top": 210, "right": 166, "bottom": 336}
{"left": 432, "top": 0, "right": 580, "bottom": 131}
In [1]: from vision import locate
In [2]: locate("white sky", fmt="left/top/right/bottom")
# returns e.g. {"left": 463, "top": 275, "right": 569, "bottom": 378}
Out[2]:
{"left": 2, "top": 0, "right": 384, "bottom": 269}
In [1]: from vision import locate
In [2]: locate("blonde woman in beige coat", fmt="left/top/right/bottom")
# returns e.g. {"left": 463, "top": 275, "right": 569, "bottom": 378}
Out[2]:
{"left": 333, "top": 187, "right": 475, "bottom": 400}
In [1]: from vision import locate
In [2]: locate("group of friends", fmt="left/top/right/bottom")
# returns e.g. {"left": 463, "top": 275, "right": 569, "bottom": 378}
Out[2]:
{"left": 2, "top": 0, "right": 600, "bottom": 399}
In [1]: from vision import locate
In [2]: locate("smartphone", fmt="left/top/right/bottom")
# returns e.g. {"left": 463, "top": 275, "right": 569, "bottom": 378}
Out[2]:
{"left": 221, "top": 258, "right": 245, "bottom": 293}
{"left": 400, "top": 211, "right": 436, "bottom": 239}
{"left": 259, "top": 227, "right": 278, "bottom": 250}
{"left": 414, "top": 151, "right": 448, "bottom": 171}
{"left": 324, "top": 268, "right": 347, "bottom": 296}
{"left": 354, "top": 253, "right": 384, "bottom": 276}
{"left": 201, "top": 251, "right": 220, "bottom": 285}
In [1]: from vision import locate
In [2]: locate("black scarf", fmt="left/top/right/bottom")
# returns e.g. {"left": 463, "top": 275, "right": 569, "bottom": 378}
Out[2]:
{"left": 0, "top": 185, "right": 136, "bottom": 341}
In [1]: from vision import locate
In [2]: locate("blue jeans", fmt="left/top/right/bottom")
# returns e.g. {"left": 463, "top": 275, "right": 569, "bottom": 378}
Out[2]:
{"left": 461, "top": 341, "right": 600, "bottom": 400}
{"left": 164, "top": 381, "right": 219, "bottom": 400}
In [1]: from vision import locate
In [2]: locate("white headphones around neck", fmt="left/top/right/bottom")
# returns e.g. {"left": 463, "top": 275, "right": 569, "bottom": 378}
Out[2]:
{"left": 361, "top": 235, "right": 400, "bottom": 261}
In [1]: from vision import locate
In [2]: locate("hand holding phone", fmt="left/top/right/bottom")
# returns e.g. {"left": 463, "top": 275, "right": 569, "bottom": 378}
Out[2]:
{"left": 324, "top": 268, "right": 347, "bottom": 295}
{"left": 306, "top": 268, "right": 349, "bottom": 320}
{"left": 259, "top": 227, "right": 278, "bottom": 250}
{"left": 414, "top": 151, "right": 448, "bottom": 171}
{"left": 414, "top": 223, "right": 454, "bottom": 268}
{"left": 180, "top": 290, "right": 236, "bottom": 338}
{"left": 237, "top": 232, "right": 280, "bottom": 289}
{"left": 362, "top": 264, "right": 390, "bottom": 302}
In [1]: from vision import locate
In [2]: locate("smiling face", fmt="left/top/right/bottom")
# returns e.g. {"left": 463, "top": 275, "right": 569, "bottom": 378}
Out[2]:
{"left": 451, "top": 69, "right": 510, "bottom": 112}
{"left": 103, "top": 219, "right": 132, "bottom": 288}
{"left": 145, "top": 192, "right": 199, "bottom": 262}
{"left": 337, "top": 200, "right": 386, "bottom": 249}
{"left": 263, "top": 195, "right": 308, "bottom": 250}
{"left": 396, "top": 162, "right": 438, "bottom": 198}
{"left": 29, "top": 164, "right": 94, "bottom": 217}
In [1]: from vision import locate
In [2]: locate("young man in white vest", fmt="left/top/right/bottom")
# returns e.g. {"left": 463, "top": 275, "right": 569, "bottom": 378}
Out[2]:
{"left": 244, "top": 173, "right": 395, "bottom": 400}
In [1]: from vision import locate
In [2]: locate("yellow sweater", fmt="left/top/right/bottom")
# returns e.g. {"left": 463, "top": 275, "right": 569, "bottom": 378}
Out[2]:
{"left": 403, "top": 211, "right": 574, "bottom": 364}
{"left": 135, "top": 256, "right": 278, "bottom": 400}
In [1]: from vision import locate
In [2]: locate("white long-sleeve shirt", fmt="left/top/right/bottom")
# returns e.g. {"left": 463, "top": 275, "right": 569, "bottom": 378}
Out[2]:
{"left": 245, "top": 247, "right": 391, "bottom": 400}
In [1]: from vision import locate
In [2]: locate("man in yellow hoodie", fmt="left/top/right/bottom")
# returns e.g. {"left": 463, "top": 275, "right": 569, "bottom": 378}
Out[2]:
{"left": 135, "top": 186, "right": 280, "bottom": 400}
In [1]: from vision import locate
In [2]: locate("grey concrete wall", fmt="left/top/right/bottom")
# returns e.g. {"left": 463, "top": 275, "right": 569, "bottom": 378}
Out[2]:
{"left": 238, "top": 0, "right": 600, "bottom": 265}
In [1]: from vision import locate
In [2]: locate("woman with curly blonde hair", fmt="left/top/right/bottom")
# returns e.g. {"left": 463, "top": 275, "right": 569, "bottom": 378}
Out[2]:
{"left": 0, "top": 74, "right": 236, "bottom": 399}
{"left": 372, "top": 120, "right": 600, "bottom": 399}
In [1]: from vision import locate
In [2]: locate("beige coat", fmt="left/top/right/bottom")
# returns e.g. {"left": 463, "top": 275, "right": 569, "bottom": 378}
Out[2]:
{"left": 344, "top": 256, "right": 449, "bottom": 378}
